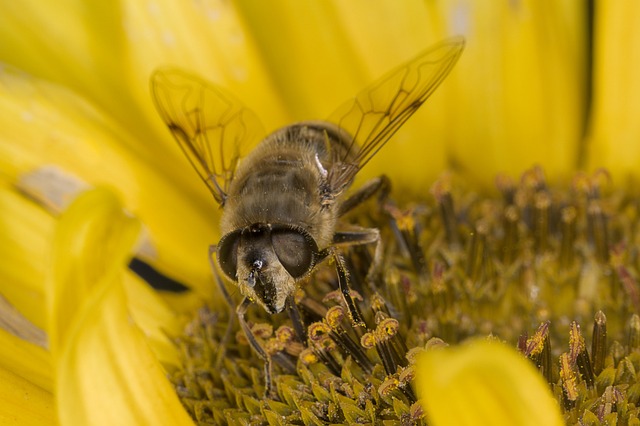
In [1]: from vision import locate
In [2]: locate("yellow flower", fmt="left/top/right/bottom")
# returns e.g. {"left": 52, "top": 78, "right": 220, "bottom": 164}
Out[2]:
{"left": 0, "top": 0, "right": 639, "bottom": 424}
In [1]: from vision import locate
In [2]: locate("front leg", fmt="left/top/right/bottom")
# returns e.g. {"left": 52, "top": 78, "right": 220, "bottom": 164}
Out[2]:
{"left": 317, "top": 246, "right": 367, "bottom": 328}
{"left": 212, "top": 245, "right": 280, "bottom": 397}
{"left": 324, "top": 247, "right": 367, "bottom": 328}
{"left": 286, "top": 294, "right": 307, "bottom": 343}
{"left": 236, "top": 297, "right": 275, "bottom": 398}
{"left": 338, "top": 175, "right": 390, "bottom": 217}
{"left": 209, "top": 245, "right": 236, "bottom": 368}
{"left": 333, "top": 227, "right": 383, "bottom": 285}
{"left": 333, "top": 175, "right": 388, "bottom": 286}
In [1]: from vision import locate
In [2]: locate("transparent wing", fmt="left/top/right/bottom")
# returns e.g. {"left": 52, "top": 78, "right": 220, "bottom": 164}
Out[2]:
{"left": 326, "top": 37, "right": 465, "bottom": 192}
{"left": 150, "top": 69, "right": 265, "bottom": 205}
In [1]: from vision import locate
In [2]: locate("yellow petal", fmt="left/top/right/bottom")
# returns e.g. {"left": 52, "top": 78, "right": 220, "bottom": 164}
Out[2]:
{"left": 434, "top": 0, "right": 587, "bottom": 186}
{"left": 122, "top": 0, "right": 290, "bottom": 130}
{"left": 0, "top": 181, "right": 53, "bottom": 329}
{"left": 237, "top": 1, "right": 441, "bottom": 118}
{"left": 123, "top": 272, "right": 182, "bottom": 367}
{"left": 416, "top": 340, "right": 563, "bottom": 426}
{"left": 0, "top": 327, "right": 52, "bottom": 393}
{"left": 48, "top": 188, "right": 140, "bottom": 351}
{"left": 0, "top": 1, "right": 289, "bottom": 156}
{"left": 57, "top": 272, "right": 192, "bottom": 425}
{"left": 0, "top": 365, "right": 55, "bottom": 426}
{"left": 586, "top": 2, "right": 640, "bottom": 181}
{"left": 51, "top": 188, "right": 192, "bottom": 424}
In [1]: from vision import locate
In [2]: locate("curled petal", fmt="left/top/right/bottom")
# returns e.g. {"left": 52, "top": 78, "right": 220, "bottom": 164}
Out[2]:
{"left": 50, "top": 189, "right": 191, "bottom": 424}
{"left": 416, "top": 340, "right": 563, "bottom": 426}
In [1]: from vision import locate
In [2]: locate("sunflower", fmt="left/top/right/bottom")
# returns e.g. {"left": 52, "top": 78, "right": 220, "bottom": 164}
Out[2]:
{"left": 0, "top": 1, "right": 637, "bottom": 425}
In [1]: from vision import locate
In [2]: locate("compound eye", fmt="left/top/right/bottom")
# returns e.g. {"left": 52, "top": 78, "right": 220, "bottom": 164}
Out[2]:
{"left": 216, "top": 230, "right": 241, "bottom": 280}
{"left": 271, "top": 229, "right": 317, "bottom": 279}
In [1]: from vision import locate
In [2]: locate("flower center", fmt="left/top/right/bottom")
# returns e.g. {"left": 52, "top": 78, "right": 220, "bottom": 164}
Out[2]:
{"left": 170, "top": 167, "right": 640, "bottom": 424}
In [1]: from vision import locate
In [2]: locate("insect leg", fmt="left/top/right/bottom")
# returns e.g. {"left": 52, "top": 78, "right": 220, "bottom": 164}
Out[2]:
{"left": 324, "top": 247, "right": 367, "bottom": 328}
{"left": 338, "top": 175, "right": 390, "bottom": 217}
{"left": 286, "top": 294, "right": 307, "bottom": 343}
{"left": 237, "top": 296, "right": 275, "bottom": 397}
{"left": 208, "top": 245, "right": 237, "bottom": 307}
{"left": 333, "top": 227, "right": 383, "bottom": 285}
{"left": 208, "top": 245, "right": 236, "bottom": 368}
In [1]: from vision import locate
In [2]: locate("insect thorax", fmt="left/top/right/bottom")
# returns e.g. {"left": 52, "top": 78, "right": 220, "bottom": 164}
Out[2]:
{"left": 220, "top": 122, "right": 352, "bottom": 250}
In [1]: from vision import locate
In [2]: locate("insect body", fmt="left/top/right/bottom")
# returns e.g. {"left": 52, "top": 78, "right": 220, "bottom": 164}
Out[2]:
{"left": 217, "top": 122, "right": 354, "bottom": 314}
{"left": 151, "top": 36, "right": 464, "bottom": 394}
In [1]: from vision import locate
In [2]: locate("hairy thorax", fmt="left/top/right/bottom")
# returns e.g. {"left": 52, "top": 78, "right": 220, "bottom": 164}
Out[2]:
{"left": 220, "top": 124, "right": 342, "bottom": 250}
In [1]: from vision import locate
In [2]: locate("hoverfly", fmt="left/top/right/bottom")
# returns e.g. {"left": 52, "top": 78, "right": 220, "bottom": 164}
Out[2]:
{"left": 151, "top": 37, "right": 464, "bottom": 395}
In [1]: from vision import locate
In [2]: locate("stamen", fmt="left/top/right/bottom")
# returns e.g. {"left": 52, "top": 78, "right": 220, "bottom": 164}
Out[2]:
{"left": 533, "top": 191, "right": 550, "bottom": 253}
{"left": 501, "top": 205, "right": 519, "bottom": 264}
{"left": 559, "top": 206, "right": 577, "bottom": 267}
{"left": 569, "top": 321, "right": 595, "bottom": 390}
{"left": 559, "top": 352, "right": 578, "bottom": 409}
{"left": 587, "top": 200, "right": 610, "bottom": 263}
{"left": 466, "top": 221, "right": 488, "bottom": 283}
{"left": 626, "top": 314, "right": 640, "bottom": 352}
{"left": 431, "top": 177, "right": 460, "bottom": 248}
{"left": 591, "top": 311, "right": 607, "bottom": 376}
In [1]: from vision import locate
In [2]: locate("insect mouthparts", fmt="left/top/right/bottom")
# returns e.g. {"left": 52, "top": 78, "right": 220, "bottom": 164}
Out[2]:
{"left": 247, "top": 271, "right": 256, "bottom": 287}
{"left": 247, "top": 259, "right": 264, "bottom": 288}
